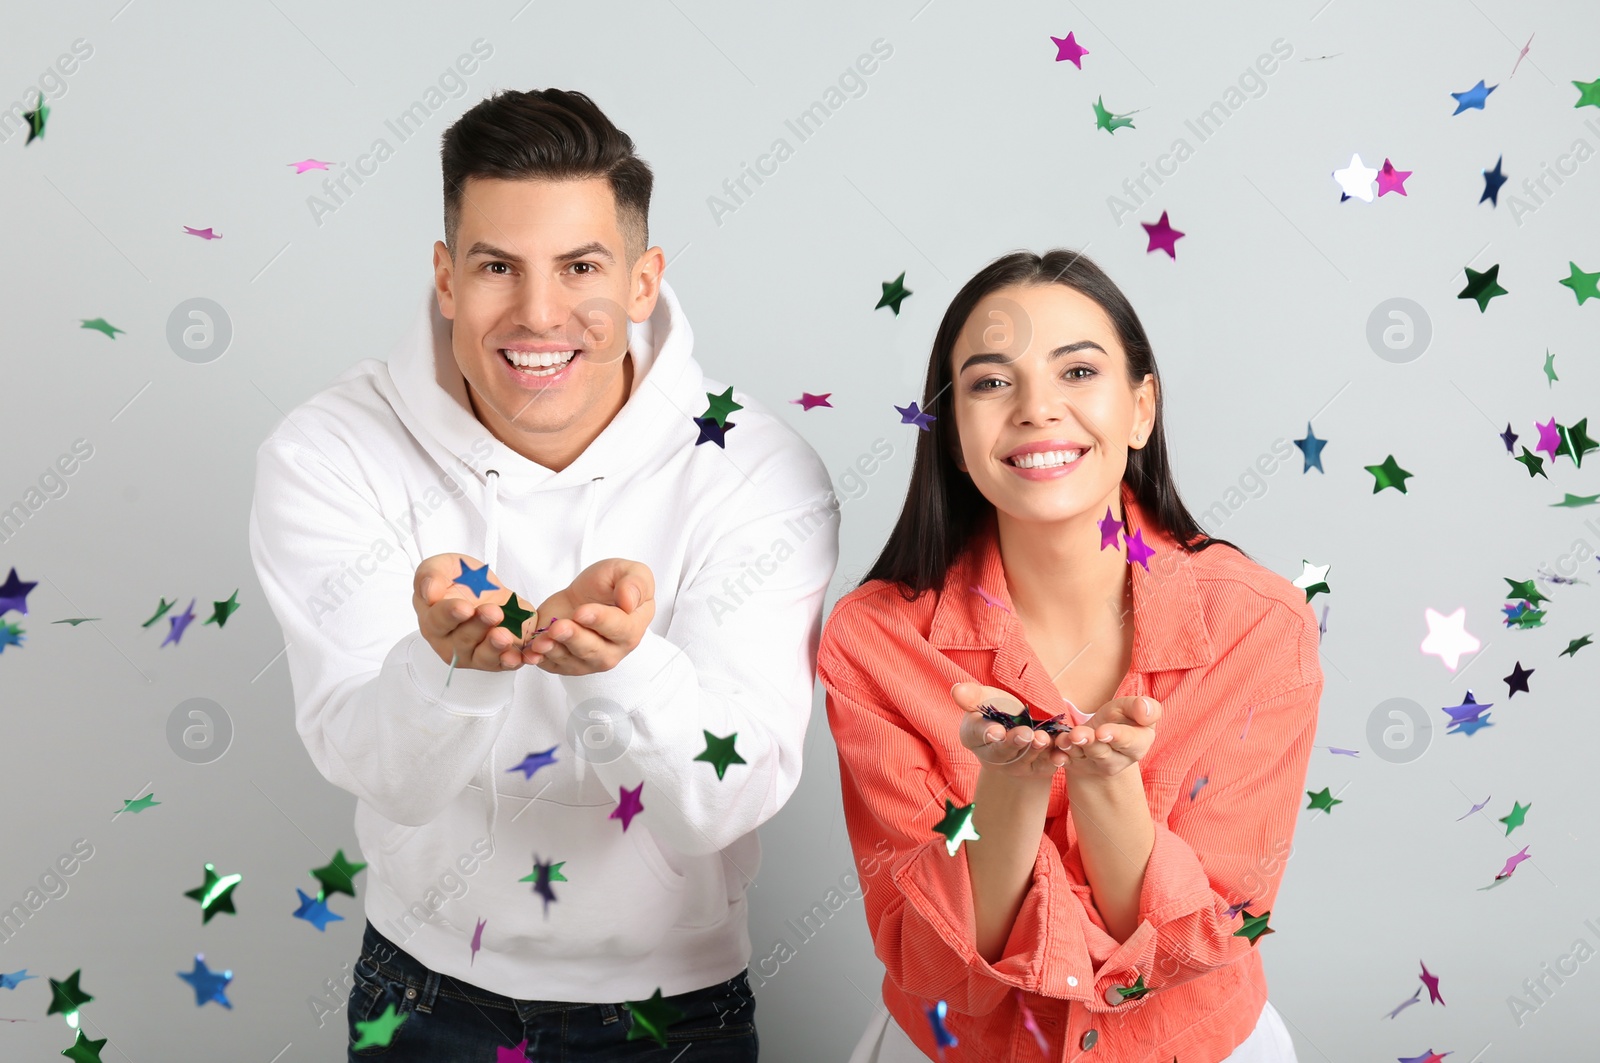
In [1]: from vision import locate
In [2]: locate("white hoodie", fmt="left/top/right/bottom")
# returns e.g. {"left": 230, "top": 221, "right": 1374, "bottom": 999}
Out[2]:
{"left": 247, "top": 279, "right": 840, "bottom": 1001}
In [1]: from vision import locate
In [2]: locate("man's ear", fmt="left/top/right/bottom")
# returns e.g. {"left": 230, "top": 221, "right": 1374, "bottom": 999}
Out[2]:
{"left": 628, "top": 245, "right": 666, "bottom": 323}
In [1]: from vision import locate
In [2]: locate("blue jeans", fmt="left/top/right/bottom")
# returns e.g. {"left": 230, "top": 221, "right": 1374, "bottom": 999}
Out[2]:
{"left": 348, "top": 921, "right": 759, "bottom": 1060}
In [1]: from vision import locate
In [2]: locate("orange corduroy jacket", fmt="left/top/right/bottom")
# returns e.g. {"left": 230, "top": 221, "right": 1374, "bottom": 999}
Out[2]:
{"left": 819, "top": 481, "right": 1323, "bottom": 1062}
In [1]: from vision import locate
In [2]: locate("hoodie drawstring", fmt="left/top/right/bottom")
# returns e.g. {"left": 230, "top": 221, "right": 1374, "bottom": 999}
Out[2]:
{"left": 483, "top": 469, "right": 502, "bottom": 841}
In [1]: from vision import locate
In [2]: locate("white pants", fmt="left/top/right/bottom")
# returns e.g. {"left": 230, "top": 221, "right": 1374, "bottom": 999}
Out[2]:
{"left": 847, "top": 997, "right": 1297, "bottom": 1062}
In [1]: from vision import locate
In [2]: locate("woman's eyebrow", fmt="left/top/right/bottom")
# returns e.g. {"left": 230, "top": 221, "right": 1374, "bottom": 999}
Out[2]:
{"left": 959, "top": 340, "right": 1106, "bottom": 373}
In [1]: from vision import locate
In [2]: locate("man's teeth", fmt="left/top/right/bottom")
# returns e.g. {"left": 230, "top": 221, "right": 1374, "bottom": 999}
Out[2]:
{"left": 1008, "top": 449, "right": 1084, "bottom": 469}
{"left": 501, "top": 349, "right": 577, "bottom": 374}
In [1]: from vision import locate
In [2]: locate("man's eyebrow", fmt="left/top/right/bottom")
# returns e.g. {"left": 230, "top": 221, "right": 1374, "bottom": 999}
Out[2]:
{"left": 463, "top": 241, "right": 615, "bottom": 265}
{"left": 959, "top": 339, "right": 1106, "bottom": 373}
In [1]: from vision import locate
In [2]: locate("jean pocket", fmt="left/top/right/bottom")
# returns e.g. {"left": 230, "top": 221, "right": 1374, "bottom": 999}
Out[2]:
{"left": 348, "top": 968, "right": 416, "bottom": 1055}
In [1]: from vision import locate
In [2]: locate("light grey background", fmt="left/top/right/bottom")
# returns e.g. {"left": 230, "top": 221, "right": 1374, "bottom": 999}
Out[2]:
{"left": 4, "top": 0, "right": 1599, "bottom": 1059}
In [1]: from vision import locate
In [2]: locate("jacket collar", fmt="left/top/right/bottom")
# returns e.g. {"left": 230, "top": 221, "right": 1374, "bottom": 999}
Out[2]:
{"left": 928, "top": 479, "right": 1214, "bottom": 673}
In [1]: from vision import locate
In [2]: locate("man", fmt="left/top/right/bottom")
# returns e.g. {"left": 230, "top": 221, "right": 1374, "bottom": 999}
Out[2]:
{"left": 249, "top": 87, "right": 839, "bottom": 1059}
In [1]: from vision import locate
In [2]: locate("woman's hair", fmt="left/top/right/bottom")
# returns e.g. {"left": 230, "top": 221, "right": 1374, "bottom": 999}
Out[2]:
{"left": 858, "top": 248, "right": 1248, "bottom": 599}
{"left": 439, "top": 88, "right": 653, "bottom": 262}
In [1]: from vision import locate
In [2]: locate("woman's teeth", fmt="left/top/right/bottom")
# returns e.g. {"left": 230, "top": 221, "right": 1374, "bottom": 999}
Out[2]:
{"left": 1007, "top": 449, "right": 1084, "bottom": 469}
{"left": 501, "top": 349, "right": 577, "bottom": 376}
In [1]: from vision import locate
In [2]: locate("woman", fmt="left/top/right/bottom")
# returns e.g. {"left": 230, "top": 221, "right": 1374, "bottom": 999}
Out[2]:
{"left": 819, "top": 250, "right": 1321, "bottom": 1062}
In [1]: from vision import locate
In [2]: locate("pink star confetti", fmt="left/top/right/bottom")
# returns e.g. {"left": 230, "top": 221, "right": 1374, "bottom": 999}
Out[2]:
{"left": 1376, "top": 158, "right": 1413, "bottom": 196}
{"left": 1051, "top": 31, "right": 1090, "bottom": 68}
{"left": 1097, "top": 506, "right": 1124, "bottom": 549}
{"left": 182, "top": 226, "right": 222, "bottom": 240}
{"left": 289, "top": 158, "right": 333, "bottom": 173}
{"left": 1140, "top": 210, "right": 1185, "bottom": 259}
{"left": 790, "top": 392, "right": 833, "bottom": 411}
{"left": 611, "top": 782, "right": 645, "bottom": 831}
{"left": 1123, "top": 526, "right": 1156, "bottom": 569}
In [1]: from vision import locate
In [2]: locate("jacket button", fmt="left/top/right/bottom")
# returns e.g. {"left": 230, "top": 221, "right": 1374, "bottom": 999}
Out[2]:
{"left": 1080, "top": 1028, "right": 1098, "bottom": 1050}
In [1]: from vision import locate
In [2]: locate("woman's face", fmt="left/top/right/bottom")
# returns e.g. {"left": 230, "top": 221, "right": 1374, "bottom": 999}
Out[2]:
{"left": 949, "top": 282, "right": 1155, "bottom": 525}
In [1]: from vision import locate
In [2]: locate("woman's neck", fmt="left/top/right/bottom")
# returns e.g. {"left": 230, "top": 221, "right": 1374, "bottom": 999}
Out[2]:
{"left": 996, "top": 498, "right": 1130, "bottom": 647}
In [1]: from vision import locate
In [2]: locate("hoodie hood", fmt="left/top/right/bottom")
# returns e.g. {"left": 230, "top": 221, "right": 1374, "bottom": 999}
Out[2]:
{"left": 380, "top": 278, "right": 705, "bottom": 511}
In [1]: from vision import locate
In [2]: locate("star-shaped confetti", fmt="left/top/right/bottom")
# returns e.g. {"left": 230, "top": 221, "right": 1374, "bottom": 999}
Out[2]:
{"left": 495, "top": 592, "right": 536, "bottom": 639}
{"left": 1123, "top": 526, "right": 1155, "bottom": 570}
{"left": 1421, "top": 607, "right": 1480, "bottom": 671}
{"left": 293, "top": 888, "right": 344, "bottom": 931}
{"left": 694, "top": 731, "right": 747, "bottom": 780}
{"left": 1294, "top": 423, "right": 1327, "bottom": 472}
{"left": 203, "top": 589, "right": 241, "bottom": 628}
{"left": 497, "top": 1041, "right": 532, "bottom": 1063}
{"left": 1514, "top": 447, "right": 1546, "bottom": 478}
{"left": 1293, "top": 561, "right": 1331, "bottom": 602}
{"left": 519, "top": 854, "right": 563, "bottom": 915}
{"left": 1333, "top": 153, "right": 1378, "bottom": 201}
{"left": 61, "top": 1030, "right": 108, "bottom": 1063}
{"left": 184, "top": 863, "right": 242, "bottom": 923}
{"left": 1451, "top": 78, "right": 1497, "bottom": 113}
{"left": 1097, "top": 506, "right": 1125, "bottom": 549}
{"left": 507, "top": 746, "right": 559, "bottom": 780}
{"left": 289, "top": 158, "right": 333, "bottom": 173}
{"left": 1418, "top": 960, "right": 1444, "bottom": 1005}
{"left": 1497, "top": 846, "right": 1532, "bottom": 879}
{"left": 1567, "top": 419, "right": 1598, "bottom": 467}
{"left": 1480, "top": 155, "right": 1507, "bottom": 205}
{"left": 702, "top": 387, "right": 743, "bottom": 428}
{"left": 1, "top": 969, "right": 38, "bottom": 989}
{"left": 1559, "top": 634, "right": 1593, "bottom": 658}
{"left": 1574, "top": 76, "right": 1600, "bottom": 109}
{"left": 1092, "top": 95, "right": 1136, "bottom": 133}
{"left": 160, "top": 598, "right": 198, "bottom": 647}
{"left": 1458, "top": 264, "right": 1507, "bottom": 312}
{"left": 969, "top": 585, "right": 1009, "bottom": 612}
{"left": 611, "top": 782, "right": 645, "bottom": 831}
{"left": 118, "top": 793, "right": 160, "bottom": 814}
{"left": 1551, "top": 493, "right": 1600, "bottom": 508}
{"left": 876, "top": 272, "right": 912, "bottom": 315}
{"left": 353, "top": 1002, "right": 409, "bottom": 1048}
{"left": 22, "top": 96, "right": 49, "bottom": 144}
{"left": 1051, "top": 31, "right": 1089, "bottom": 67}
{"left": 452, "top": 559, "right": 500, "bottom": 598}
{"left": 1189, "top": 776, "right": 1209, "bottom": 801}
{"left": 1140, "top": 211, "right": 1185, "bottom": 258}
{"left": 791, "top": 392, "right": 833, "bottom": 410}
{"left": 1386, "top": 985, "right": 1422, "bottom": 1018}
{"left": 1503, "top": 577, "right": 1550, "bottom": 606}
{"left": 1306, "top": 787, "right": 1342, "bottom": 813}
{"left": 141, "top": 597, "right": 176, "bottom": 627}
{"left": 1457, "top": 795, "right": 1491, "bottom": 820}
{"left": 0, "top": 568, "right": 38, "bottom": 616}
{"left": 182, "top": 226, "right": 222, "bottom": 240}
{"left": 1558, "top": 261, "right": 1600, "bottom": 305}
{"left": 0, "top": 621, "right": 23, "bottom": 653}
{"left": 926, "top": 999, "right": 959, "bottom": 1052}
{"left": 1399, "top": 1049, "right": 1450, "bottom": 1063}
{"left": 79, "top": 317, "right": 124, "bottom": 339}
{"left": 1233, "top": 908, "right": 1274, "bottom": 945}
{"left": 624, "top": 988, "right": 685, "bottom": 1047}
{"left": 1376, "top": 158, "right": 1412, "bottom": 196}
{"left": 311, "top": 849, "right": 366, "bottom": 898}
{"left": 895, "top": 400, "right": 936, "bottom": 430}
{"left": 177, "top": 954, "right": 233, "bottom": 1008}
{"left": 693, "top": 415, "right": 734, "bottom": 448}
{"left": 1498, "top": 800, "right": 1530, "bottom": 836}
{"left": 1543, "top": 349, "right": 1558, "bottom": 386}
{"left": 1440, "top": 690, "right": 1491, "bottom": 726}
{"left": 1504, "top": 661, "right": 1533, "bottom": 696}
{"left": 47, "top": 969, "right": 93, "bottom": 1019}
{"left": 1364, "top": 455, "right": 1413, "bottom": 493}
{"left": 933, "top": 799, "right": 981, "bottom": 856}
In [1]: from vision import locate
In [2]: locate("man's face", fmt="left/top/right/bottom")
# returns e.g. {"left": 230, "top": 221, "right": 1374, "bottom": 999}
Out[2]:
{"left": 433, "top": 175, "right": 662, "bottom": 469}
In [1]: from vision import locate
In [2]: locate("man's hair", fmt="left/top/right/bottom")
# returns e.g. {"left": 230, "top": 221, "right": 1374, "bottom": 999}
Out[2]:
{"left": 440, "top": 88, "right": 653, "bottom": 262}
